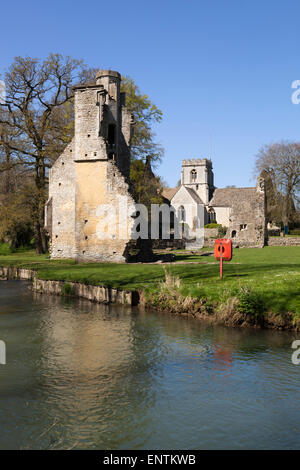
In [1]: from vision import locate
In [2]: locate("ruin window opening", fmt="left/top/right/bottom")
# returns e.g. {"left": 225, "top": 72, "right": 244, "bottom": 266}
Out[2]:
{"left": 231, "top": 230, "right": 237, "bottom": 238}
{"left": 190, "top": 169, "right": 197, "bottom": 183}
{"left": 108, "top": 124, "right": 116, "bottom": 146}
{"left": 240, "top": 224, "right": 247, "bottom": 230}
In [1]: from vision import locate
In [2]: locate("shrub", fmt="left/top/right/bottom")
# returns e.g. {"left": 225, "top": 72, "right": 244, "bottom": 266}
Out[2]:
{"left": 237, "top": 286, "right": 265, "bottom": 317}
{"left": 204, "top": 223, "right": 221, "bottom": 229}
{"left": 61, "top": 283, "right": 75, "bottom": 296}
{"left": 0, "top": 243, "right": 13, "bottom": 255}
{"left": 217, "top": 225, "right": 227, "bottom": 237}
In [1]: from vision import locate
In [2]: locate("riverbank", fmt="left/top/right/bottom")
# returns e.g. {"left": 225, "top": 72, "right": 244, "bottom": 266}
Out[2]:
{"left": 0, "top": 246, "right": 299, "bottom": 329}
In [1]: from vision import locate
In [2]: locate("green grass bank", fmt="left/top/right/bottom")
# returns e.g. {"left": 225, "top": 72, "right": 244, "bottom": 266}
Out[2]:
{"left": 0, "top": 246, "right": 299, "bottom": 329}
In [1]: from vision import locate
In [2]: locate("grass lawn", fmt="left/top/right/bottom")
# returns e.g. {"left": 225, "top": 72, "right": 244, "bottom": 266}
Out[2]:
{"left": 0, "top": 246, "right": 299, "bottom": 315}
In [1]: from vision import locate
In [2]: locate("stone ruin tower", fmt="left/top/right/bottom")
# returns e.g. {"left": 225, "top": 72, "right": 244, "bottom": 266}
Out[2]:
{"left": 45, "top": 70, "right": 138, "bottom": 262}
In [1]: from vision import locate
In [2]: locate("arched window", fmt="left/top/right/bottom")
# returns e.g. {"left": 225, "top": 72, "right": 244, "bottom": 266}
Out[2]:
{"left": 190, "top": 169, "right": 197, "bottom": 182}
{"left": 178, "top": 205, "right": 185, "bottom": 222}
{"left": 231, "top": 230, "right": 237, "bottom": 238}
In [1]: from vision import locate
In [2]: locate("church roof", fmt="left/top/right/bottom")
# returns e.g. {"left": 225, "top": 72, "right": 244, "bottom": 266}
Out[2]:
{"left": 209, "top": 187, "right": 256, "bottom": 207}
{"left": 184, "top": 186, "right": 204, "bottom": 204}
{"left": 162, "top": 187, "right": 179, "bottom": 201}
{"left": 162, "top": 185, "right": 204, "bottom": 205}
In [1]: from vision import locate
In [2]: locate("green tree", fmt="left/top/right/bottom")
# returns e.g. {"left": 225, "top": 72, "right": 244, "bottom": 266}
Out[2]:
{"left": 121, "top": 76, "right": 164, "bottom": 164}
{"left": 255, "top": 141, "right": 300, "bottom": 226}
{"left": 130, "top": 156, "right": 164, "bottom": 208}
{"left": 0, "top": 59, "right": 164, "bottom": 252}
{"left": 0, "top": 54, "right": 86, "bottom": 252}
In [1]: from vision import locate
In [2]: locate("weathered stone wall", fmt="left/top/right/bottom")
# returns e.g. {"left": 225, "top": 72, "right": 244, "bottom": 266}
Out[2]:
{"left": 75, "top": 160, "right": 135, "bottom": 262}
{"left": 228, "top": 179, "right": 266, "bottom": 247}
{"left": 33, "top": 278, "right": 138, "bottom": 305}
{"left": 0, "top": 267, "right": 35, "bottom": 280}
{"left": 46, "top": 141, "right": 76, "bottom": 259}
{"left": 74, "top": 86, "right": 107, "bottom": 161}
{"left": 204, "top": 228, "right": 218, "bottom": 238}
{"left": 152, "top": 239, "right": 185, "bottom": 250}
{"left": 0, "top": 266, "right": 138, "bottom": 305}
{"left": 267, "top": 237, "right": 300, "bottom": 246}
{"left": 213, "top": 207, "right": 230, "bottom": 227}
{"left": 47, "top": 70, "right": 138, "bottom": 262}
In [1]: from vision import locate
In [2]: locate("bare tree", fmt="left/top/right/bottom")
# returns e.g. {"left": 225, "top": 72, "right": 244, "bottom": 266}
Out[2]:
{"left": 255, "top": 141, "right": 300, "bottom": 226}
{"left": 0, "top": 54, "right": 85, "bottom": 252}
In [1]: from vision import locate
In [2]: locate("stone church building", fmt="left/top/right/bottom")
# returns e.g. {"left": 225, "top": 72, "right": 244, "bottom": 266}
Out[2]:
{"left": 163, "top": 159, "right": 266, "bottom": 247}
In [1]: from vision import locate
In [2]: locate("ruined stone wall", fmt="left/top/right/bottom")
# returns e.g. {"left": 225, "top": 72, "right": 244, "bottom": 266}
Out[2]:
{"left": 74, "top": 86, "right": 107, "bottom": 161}
{"left": 267, "top": 237, "right": 300, "bottom": 246}
{"left": 47, "top": 140, "right": 76, "bottom": 258}
{"left": 47, "top": 70, "right": 137, "bottom": 262}
{"left": 213, "top": 207, "right": 230, "bottom": 227}
{"left": 225, "top": 180, "right": 266, "bottom": 247}
{"left": 119, "top": 106, "right": 133, "bottom": 180}
{"left": 75, "top": 160, "right": 135, "bottom": 262}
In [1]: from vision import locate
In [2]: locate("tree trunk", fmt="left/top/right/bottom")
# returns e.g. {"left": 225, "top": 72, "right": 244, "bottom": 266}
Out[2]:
{"left": 33, "top": 154, "right": 47, "bottom": 254}
{"left": 5, "top": 146, "right": 11, "bottom": 193}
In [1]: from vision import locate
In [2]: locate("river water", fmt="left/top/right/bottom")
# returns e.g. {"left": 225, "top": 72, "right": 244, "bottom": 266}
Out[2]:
{"left": 0, "top": 280, "right": 299, "bottom": 450}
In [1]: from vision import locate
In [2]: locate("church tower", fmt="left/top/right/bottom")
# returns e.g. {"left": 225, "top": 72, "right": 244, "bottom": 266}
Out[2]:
{"left": 181, "top": 158, "right": 214, "bottom": 205}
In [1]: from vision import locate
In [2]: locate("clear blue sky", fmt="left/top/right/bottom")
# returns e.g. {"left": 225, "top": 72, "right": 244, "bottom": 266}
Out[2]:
{"left": 1, "top": 0, "right": 300, "bottom": 188}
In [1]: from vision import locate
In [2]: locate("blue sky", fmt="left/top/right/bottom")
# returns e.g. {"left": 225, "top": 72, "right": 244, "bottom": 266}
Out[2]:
{"left": 1, "top": 0, "right": 300, "bottom": 188}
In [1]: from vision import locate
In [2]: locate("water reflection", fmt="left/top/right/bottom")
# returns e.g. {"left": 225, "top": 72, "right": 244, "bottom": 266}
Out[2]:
{"left": 0, "top": 281, "right": 299, "bottom": 450}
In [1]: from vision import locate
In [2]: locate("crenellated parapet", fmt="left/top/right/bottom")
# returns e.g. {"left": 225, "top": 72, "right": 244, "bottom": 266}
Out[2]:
{"left": 182, "top": 158, "right": 212, "bottom": 167}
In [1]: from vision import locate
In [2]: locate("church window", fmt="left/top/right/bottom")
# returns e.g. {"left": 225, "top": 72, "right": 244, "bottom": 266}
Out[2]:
{"left": 210, "top": 210, "right": 216, "bottom": 223}
{"left": 190, "top": 169, "right": 197, "bottom": 182}
{"left": 178, "top": 205, "right": 185, "bottom": 222}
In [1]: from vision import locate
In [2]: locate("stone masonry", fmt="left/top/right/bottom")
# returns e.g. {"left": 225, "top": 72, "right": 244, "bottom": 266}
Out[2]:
{"left": 45, "top": 70, "right": 138, "bottom": 262}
